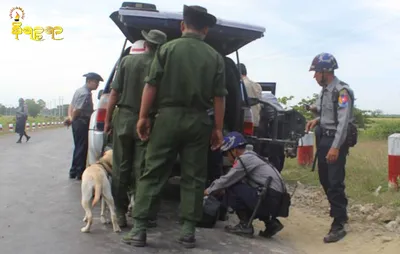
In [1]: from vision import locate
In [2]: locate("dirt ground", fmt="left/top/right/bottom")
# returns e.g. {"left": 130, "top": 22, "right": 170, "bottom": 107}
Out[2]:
{"left": 258, "top": 183, "right": 400, "bottom": 254}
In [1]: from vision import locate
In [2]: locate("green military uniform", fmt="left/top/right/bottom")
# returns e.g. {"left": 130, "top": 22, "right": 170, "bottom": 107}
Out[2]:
{"left": 129, "top": 5, "right": 227, "bottom": 246}
{"left": 111, "top": 30, "right": 167, "bottom": 224}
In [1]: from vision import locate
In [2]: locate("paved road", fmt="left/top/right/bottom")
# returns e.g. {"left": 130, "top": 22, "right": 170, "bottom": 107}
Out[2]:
{"left": 0, "top": 128, "right": 301, "bottom": 254}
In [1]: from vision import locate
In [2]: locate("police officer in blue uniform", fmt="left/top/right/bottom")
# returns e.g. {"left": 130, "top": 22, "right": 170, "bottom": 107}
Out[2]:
{"left": 205, "top": 132, "right": 286, "bottom": 239}
{"left": 306, "top": 53, "right": 356, "bottom": 243}
{"left": 66, "top": 72, "right": 103, "bottom": 180}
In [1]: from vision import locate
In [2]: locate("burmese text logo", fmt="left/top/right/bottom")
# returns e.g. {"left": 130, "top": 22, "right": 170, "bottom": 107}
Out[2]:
{"left": 10, "top": 7, "right": 64, "bottom": 41}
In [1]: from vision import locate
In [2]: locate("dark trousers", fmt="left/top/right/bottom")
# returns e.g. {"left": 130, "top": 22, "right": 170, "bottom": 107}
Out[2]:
{"left": 69, "top": 118, "right": 89, "bottom": 178}
{"left": 206, "top": 149, "right": 223, "bottom": 186}
{"left": 317, "top": 135, "right": 349, "bottom": 222}
{"left": 224, "top": 182, "right": 281, "bottom": 221}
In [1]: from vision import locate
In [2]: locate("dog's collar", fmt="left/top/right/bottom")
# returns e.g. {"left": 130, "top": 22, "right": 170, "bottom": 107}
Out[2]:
{"left": 97, "top": 160, "right": 112, "bottom": 177}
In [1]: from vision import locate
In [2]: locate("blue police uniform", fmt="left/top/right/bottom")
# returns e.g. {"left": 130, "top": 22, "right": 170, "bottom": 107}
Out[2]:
{"left": 205, "top": 132, "right": 285, "bottom": 238}
{"left": 309, "top": 53, "right": 355, "bottom": 243}
{"left": 69, "top": 72, "right": 103, "bottom": 180}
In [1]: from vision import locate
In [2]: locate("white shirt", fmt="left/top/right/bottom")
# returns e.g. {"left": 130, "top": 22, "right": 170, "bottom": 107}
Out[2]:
{"left": 242, "top": 76, "right": 262, "bottom": 127}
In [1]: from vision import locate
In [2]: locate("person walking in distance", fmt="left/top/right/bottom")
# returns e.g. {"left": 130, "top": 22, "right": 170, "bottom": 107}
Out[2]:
{"left": 306, "top": 52, "right": 356, "bottom": 243}
{"left": 66, "top": 72, "right": 103, "bottom": 180}
{"left": 15, "top": 98, "right": 30, "bottom": 143}
{"left": 104, "top": 30, "right": 167, "bottom": 228}
{"left": 124, "top": 5, "right": 227, "bottom": 249}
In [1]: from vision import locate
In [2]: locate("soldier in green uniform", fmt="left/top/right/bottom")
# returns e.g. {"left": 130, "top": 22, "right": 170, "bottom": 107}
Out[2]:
{"left": 104, "top": 30, "right": 167, "bottom": 228}
{"left": 123, "top": 5, "right": 228, "bottom": 249}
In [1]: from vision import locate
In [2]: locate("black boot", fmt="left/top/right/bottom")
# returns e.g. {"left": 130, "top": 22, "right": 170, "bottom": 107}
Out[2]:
{"left": 323, "top": 218, "right": 347, "bottom": 243}
{"left": 259, "top": 218, "right": 284, "bottom": 238}
{"left": 122, "top": 230, "right": 147, "bottom": 247}
{"left": 116, "top": 211, "right": 128, "bottom": 228}
{"left": 178, "top": 234, "right": 196, "bottom": 249}
{"left": 224, "top": 210, "right": 254, "bottom": 238}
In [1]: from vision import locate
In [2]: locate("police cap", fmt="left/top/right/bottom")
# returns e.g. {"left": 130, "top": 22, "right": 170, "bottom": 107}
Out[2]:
{"left": 183, "top": 5, "right": 217, "bottom": 28}
{"left": 83, "top": 72, "right": 104, "bottom": 82}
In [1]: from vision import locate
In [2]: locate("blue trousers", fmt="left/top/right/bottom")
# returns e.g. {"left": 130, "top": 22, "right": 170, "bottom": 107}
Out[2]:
{"left": 224, "top": 182, "right": 281, "bottom": 221}
{"left": 69, "top": 118, "right": 89, "bottom": 178}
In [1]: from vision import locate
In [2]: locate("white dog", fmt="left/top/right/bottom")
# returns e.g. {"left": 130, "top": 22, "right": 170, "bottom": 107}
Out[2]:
{"left": 80, "top": 149, "right": 121, "bottom": 233}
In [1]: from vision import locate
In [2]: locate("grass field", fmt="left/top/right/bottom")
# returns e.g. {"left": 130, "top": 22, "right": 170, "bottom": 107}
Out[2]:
{"left": 283, "top": 117, "right": 400, "bottom": 208}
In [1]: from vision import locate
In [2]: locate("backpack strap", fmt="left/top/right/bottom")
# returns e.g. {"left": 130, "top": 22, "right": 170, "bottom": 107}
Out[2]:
{"left": 332, "top": 81, "right": 354, "bottom": 126}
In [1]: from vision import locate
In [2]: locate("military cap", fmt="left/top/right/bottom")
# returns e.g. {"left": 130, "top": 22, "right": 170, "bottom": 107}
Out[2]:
{"left": 183, "top": 5, "right": 217, "bottom": 28}
{"left": 83, "top": 72, "right": 104, "bottom": 82}
{"left": 141, "top": 29, "right": 167, "bottom": 45}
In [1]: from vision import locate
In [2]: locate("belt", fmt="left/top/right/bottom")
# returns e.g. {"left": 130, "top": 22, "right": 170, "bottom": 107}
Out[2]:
{"left": 321, "top": 128, "right": 336, "bottom": 137}
{"left": 158, "top": 106, "right": 208, "bottom": 114}
{"left": 76, "top": 116, "right": 90, "bottom": 120}
{"left": 117, "top": 105, "right": 158, "bottom": 116}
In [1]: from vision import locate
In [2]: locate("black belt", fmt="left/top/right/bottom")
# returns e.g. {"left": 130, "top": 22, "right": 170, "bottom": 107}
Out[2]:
{"left": 76, "top": 116, "right": 90, "bottom": 120}
{"left": 158, "top": 106, "right": 208, "bottom": 114}
{"left": 321, "top": 128, "right": 336, "bottom": 137}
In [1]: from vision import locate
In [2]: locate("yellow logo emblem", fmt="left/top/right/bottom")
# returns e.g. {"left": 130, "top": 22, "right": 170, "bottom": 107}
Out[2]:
{"left": 10, "top": 7, "right": 64, "bottom": 41}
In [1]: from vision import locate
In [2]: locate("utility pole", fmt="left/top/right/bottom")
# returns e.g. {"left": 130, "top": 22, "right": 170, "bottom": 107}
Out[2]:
{"left": 53, "top": 99, "right": 57, "bottom": 117}
{"left": 61, "top": 96, "right": 64, "bottom": 117}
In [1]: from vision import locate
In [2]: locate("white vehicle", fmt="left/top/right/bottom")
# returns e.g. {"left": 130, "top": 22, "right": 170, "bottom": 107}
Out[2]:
{"left": 88, "top": 2, "right": 306, "bottom": 177}
{"left": 87, "top": 2, "right": 267, "bottom": 166}
{"left": 86, "top": 2, "right": 308, "bottom": 227}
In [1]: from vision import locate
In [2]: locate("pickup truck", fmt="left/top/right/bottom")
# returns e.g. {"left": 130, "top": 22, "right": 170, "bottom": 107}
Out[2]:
{"left": 87, "top": 1, "right": 307, "bottom": 227}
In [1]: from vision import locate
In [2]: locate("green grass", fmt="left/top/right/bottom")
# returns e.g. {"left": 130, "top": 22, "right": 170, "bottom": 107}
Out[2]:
{"left": 363, "top": 118, "right": 400, "bottom": 140}
{"left": 282, "top": 132, "right": 400, "bottom": 208}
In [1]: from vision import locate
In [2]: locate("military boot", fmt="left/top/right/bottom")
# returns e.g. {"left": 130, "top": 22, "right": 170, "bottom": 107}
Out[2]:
{"left": 121, "top": 219, "right": 147, "bottom": 247}
{"left": 259, "top": 218, "right": 284, "bottom": 238}
{"left": 121, "top": 230, "right": 147, "bottom": 247}
{"left": 323, "top": 218, "right": 347, "bottom": 243}
{"left": 224, "top": 210, "right": 254, "bottom": 238}
{"left": 178, "top": 220, "right": 197, "bottom": 249}
{"left": 116, "top": 211, "right": 128, "bottom": 228}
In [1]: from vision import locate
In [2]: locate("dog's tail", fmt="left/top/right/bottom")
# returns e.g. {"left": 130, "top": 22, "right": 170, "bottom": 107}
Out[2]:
{"left": 92, "top": 175, "right": 102, "bottom": 207}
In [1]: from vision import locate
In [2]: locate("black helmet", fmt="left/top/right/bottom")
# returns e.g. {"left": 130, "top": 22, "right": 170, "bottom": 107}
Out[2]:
{"left": 83, "top": 72, "right": 104, "bottom": 82}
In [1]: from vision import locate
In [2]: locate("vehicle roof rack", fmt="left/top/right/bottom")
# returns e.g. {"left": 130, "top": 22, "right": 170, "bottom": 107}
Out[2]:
{"left": 121, "top": 2, "right": 158, "bottom": 12}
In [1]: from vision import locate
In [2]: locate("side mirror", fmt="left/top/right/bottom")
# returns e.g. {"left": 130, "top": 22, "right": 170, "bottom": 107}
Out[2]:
{"left": 247, "top": 97, "right": 260, "bottom": 107}
{"left": 97, "top": 89, "right": 104, "bottom": 100}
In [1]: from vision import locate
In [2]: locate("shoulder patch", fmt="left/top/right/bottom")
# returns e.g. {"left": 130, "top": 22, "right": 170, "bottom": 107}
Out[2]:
{"left": 232, "top": 159, "right": 239, "bottom": 168}
{"left": 338, "top": 89, "right": 349, "bottom": 108}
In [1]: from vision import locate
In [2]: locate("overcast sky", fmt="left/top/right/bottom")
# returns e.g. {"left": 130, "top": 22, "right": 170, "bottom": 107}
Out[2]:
{"left": 1, "top": 0, "right": 399, "bottom": 113}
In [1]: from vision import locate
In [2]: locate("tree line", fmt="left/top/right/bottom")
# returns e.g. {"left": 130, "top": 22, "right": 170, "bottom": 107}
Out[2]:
{"left": 276, "top": 94, "right": 389, "bottom": 129}
{"left": 0, "top": 99, "right": 68, "bottom": 118}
